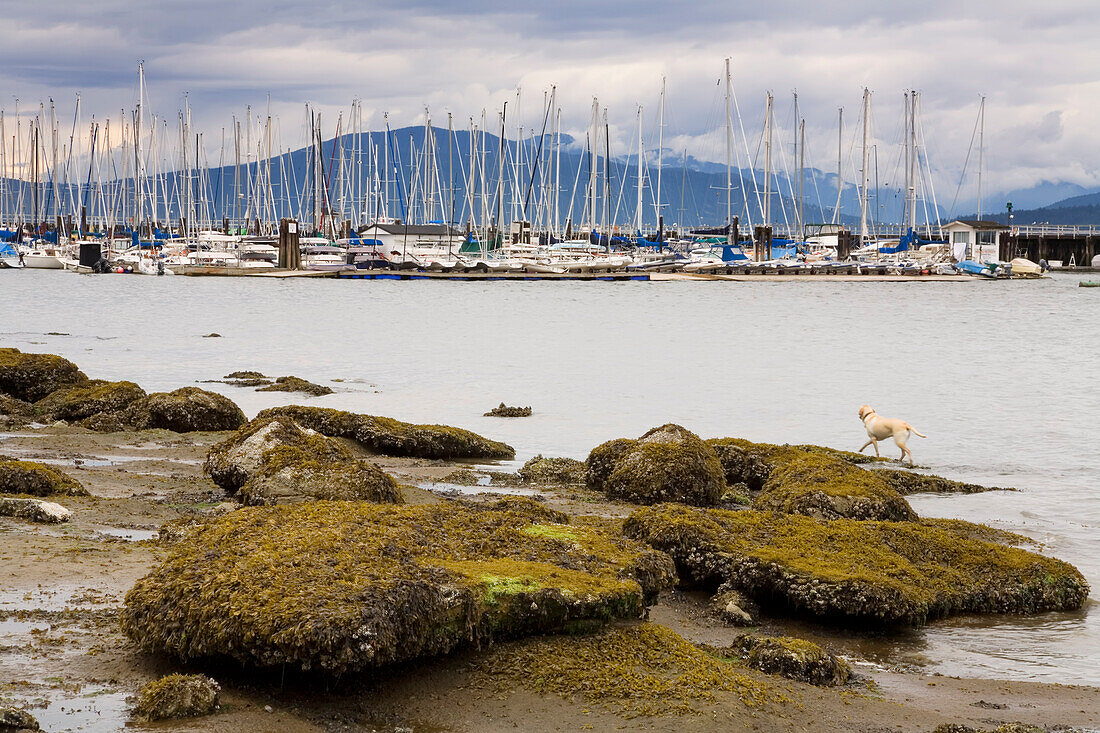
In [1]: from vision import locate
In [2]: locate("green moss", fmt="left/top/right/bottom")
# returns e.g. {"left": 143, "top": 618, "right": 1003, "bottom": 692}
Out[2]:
{"left": 753, "top": 450, "right": 916, "bottom": 521}
{"left": 91, "top": 387, "right": 246, "bottom": 433}
{"left": 470, "top": 623, "right": 787, "bottom": 717}
{"left": 624, "top": 504, "right": 1089, "bottom": 626}
{"left": 0, "top": 348, "right": 88, "bottom": 402}
{"left": 0, "top": 459, "right": 87, "bottom": 497}
{"left": 584, "top": 438, "right": 638, "bottom": 493}
{"left": 517, "top": 455, "right": 585, "bottom": 484}
{"left": 122, "top": 500, "right": 675, "bottom": 674}
{"left": 715, "top": 634, "right": 852, "bottom": 686}
{"left": 257, "top": 405, "right": 514, "bottom": 460}
{"left": 872, "top": 469, "right": 1008, "bottom": 495}
{"left": 34, "top": 379, "right": 146, "bottom": 421}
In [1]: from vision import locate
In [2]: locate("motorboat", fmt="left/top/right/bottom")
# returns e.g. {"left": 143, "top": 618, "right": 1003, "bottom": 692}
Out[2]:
{"left": 1009, "top": 258, "right": 1042, "bottom": 278}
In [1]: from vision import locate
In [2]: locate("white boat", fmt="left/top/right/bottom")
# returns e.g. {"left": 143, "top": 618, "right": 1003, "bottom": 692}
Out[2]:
{"left": 301, "top": 244, "right": 348, "bottom": 271}
{"left": 19, "top": 243, "right": 66, "bottom": 269}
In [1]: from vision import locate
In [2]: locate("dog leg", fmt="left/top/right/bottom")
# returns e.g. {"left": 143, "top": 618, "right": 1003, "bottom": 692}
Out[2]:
{"left": 871, "top": 440, "right": 880, "bottom": 457}
{"left": 859, "top": 439, "right": 874, "bottom": 454}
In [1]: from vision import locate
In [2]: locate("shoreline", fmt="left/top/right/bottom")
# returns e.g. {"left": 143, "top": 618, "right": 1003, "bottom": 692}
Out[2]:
{"left": 1, "top": 423, "right": 1097, "bottom": 732}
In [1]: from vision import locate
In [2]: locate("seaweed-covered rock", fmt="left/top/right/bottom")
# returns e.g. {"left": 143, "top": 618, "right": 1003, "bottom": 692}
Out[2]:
{"left": 709, "top": 585, "right": 759, "bottom": 626}
{"left": 0, "top": 393, "right": 33, "bottom": 427}
{"left": 132, "top": 674, "right": 220, "bottom": 721}
{"left": 585, "top": 438, "right": 639, "bottom": 494}
{"left": 484, "top": 403, "right": 532, "bottom": 417}
{"left": 256, "top": 376, "right": 333, "bottom": 396}
{"left": 225, "top": 370, "right": 266, "bottom": 380}
{"left": 238, "top": 440, "right": 401, "bottom": 506}
{"left": 754, "top": 451, "right": 917, "bottom": 522}
{"left": 933, "top": 725, "right": 1045, "bottom": 733}
{"left": 722, "top": 634, "right": 851, "bottom": 686}
{"left": 203, "top": 415, "right": 319, "bottom": 491}
{"left": 122, "top": 500, "right": 675, "bottom": 674}
{"left": 205, "top": 416, "right": 401, "bottom": 505}
{"left": 33, "top": 379, "right": 146, "bottom": 422}
{"left": 589, "top": 424, "right": 725, "bottom": 507}
{"left": 517, "top": 455, "right": 586, "bottom": 485}
{"left": 624, "top": 505, "right": 1089, "bottom": 626}
{"left": 0, "top": 496, "right": 71, "bottom": 523}
{"left": 0, "top": 706, "right": 40, "bottom": 732}
{"left": 0, "top": 348, "right": 88, "bottom": 403}
{"left": 873, "top": 469, "right": 1007, "bottom": 495}
{"left": 96, "top": 387, "right": 246, "bottom": 433}
{"left": 706, "top": 438, "right": 772, "bottom": 491}
{"left": 0, "top": 459, "right": 87, "bottom": 496}
{"left": 256, "top": 405, "right": 514, "bottom": 460}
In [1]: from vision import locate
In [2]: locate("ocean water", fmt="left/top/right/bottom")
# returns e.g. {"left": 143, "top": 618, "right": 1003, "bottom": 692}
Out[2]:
{"left": 2, "top": 268, "right": 1098, "bottom": 684}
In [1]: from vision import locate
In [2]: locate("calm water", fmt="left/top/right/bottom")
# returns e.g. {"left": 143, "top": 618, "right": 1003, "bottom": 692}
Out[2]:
{"left": 2, "top": 269, "right": 1098, "bottom": 684}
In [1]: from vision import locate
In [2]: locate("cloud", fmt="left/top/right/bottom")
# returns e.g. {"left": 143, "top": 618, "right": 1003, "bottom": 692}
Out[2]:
{"left": 0, "top": 0, "right": 1097, "bottom": 207}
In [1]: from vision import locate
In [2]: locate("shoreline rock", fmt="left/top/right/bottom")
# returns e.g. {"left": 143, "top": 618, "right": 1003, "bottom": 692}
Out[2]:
{"left": 33, "top": 379, "right": 146, "bottom": 422}
{"left": 132, "top": 674, "right": 220, "bottom": 721}
{"left": 86, "top": 387, "right": 246, "bottom": 433}
{"left": 587, "top": 424, "right": 725, "bottom": 507}
{"left": 0, "top": 348, "right": 88, "bottom": 402}
{"left": 0, "top": 496, "right": 71, "bottom": 523}
{"left": 712, "top": 634, "right": 852, "bottom": 687}
{"left": 257, "top": 405, "right": 515, "bottom": 460}
{"left": 0, "top": 459, "right": 87, "bottom": 496}
{"left": 624, "top": 504, "right": 1089, "bottom": 626}
{"left": 256, "top": 375, "right": 334, "bottom": 396}
{"left": 123, "top": 499, "right": 675, "bottom": 674}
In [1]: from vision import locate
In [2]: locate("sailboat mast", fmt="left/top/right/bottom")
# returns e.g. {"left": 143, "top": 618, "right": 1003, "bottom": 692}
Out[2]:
{"left": 763, "top": 92, "right": 772, "bottom": 228}
{"left": 656, "top": 75, "right": 665, "bottom": 230}
{"left": 859, "top": 87, "right": 870, "bottom": 241}
{"left": 833, "top": 107, "right": 843, "bottom": 225}
{"left": 907, "top": 91, "right": 917, "bottom": 232}
{"left": 635, "top": 104, "right": 643, "bottom": 232}
{"left": 977, "top": 95, "right": 985, "bottom": 221}
{"left": 724, "top": 58, "right": 733, "bottom": 246}
{"left": 798, "top": 118, "right": 805, "bottom": 240}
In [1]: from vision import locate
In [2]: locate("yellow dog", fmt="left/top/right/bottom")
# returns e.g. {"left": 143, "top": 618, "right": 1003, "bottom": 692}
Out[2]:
{"left": 858, "top": 405, "right": 926, "bottom": 465}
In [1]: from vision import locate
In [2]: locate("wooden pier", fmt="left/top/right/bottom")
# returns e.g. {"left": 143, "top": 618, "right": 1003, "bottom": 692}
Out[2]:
{"left": 1001, "top": 226, "right": 1099, "bottom": 267}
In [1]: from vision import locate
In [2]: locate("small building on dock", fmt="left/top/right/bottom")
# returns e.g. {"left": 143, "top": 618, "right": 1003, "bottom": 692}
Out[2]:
{"left": 942, "top": 220, "right": 1008, "bottom": 261}
{"left": 356, "top": 221, "right": 464, "bottom": 255}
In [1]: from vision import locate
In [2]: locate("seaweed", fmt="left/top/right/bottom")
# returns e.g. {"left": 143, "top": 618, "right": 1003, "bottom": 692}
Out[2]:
{"left": 33, "top": 379, "right": 146, "bottom": 422}
{"left": 257, "top": 405, "right": 515, "bottom": 460}
{"left": 131, "top": 674, "right": 219, "bottom": 721}
{"left": 122, "top": 499, "right": 675, "bottom": 674}
{"left": 256, "top": 376, "right": 334, "bottom": 396}
{"left": 0, "top": 458, "right": 87, "bottom": 497}
{"left": 624, "top": 504, "right": 1089, "bottom": 626}
{"left": 0, "top": 348, "right": 88, "bottom": 402}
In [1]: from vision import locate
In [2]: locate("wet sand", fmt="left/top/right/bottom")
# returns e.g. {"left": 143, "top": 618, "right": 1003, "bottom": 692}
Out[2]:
{"left": 1, "top": 425, "right": 1098, "bottom": 732}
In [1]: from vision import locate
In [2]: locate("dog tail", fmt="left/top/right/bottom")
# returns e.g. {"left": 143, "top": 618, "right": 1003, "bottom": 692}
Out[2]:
{"left": 907, "top": 425, "right": 927, "bottom": 438}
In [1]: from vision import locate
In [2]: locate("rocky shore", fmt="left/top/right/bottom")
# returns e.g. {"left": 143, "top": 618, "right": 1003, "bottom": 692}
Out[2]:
{"left": 0, "top": 347, "right": 1096, "bottom": 732}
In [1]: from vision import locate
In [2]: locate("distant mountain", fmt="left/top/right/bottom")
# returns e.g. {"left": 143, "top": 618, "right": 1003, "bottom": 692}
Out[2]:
{"left": 1043, "top": 191, "right": 1100, "bottom": 209}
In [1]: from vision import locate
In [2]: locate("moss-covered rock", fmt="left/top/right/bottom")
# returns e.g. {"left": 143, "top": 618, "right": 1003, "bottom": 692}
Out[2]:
{"left": 707, "top": 438, "right": 772, "bottom": 490}
{"left": 471, "top": 623, "right": 785, "bottom": 717}
{"left": 91, "top": 387, "right": 246, "bottom": 433}
{"left": 586, "top": 425, "right": 725, "bottom": 507}
{"left": 709, "top": 585, "right": 759, "bottom": 626}
{"left": 33, "top": 379, "right": 146, "bottom": 422}
{"left": 122, "top": 500, "right": 675, "bottom": 674}
{"left": 717, "top": 634, "right": 852, "bottom": 686}
{"left": 0, "top": 496, "right": 72, "bottom": 523}
{"left": 0, "top": 348, "right": 88, "bottom": 402}
{"left": 872, "top": 469, "right": 1007, "bottom": 495}
{"left": 624, "top": 505, "right": 1089, "bottom": 626}
{"left": 256, "top": 405, "right": 514, "bottom": 460}
{"left": 585, "top": 438, "right": 639, "bottom": 494}
{"left": 238, "top": 440, "right": 401, "bottom": 506}
{"left": 0, "top": 393, "right": 33, "bottom": 418}
{"left": 256, "top": 375, "right": 333, "bottom": 396}
{"left": 933, "top": 725, "right": 1045, "bottom": 733}
{"left": 131, "top": 674, "right": 220, "bottom": 721}
{"left": 204, "top": 415, "right": 320, "bottom": 491}
{"left": 205, "top": 415, "right": 401, "bottom": 505}
{"left": 518, "top": 455, "right": 586, "bottom": 484}
{"left": 0, "top": 706, "right": 40, "bottom": 732}
{"left": 0, "top": 458, "right": 87, "bottom": 496}
{"left": 754, "top": 451, "right": 916, "bottom": 522}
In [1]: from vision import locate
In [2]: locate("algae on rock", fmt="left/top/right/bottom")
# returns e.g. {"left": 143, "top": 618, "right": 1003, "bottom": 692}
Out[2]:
{"left": 33, "top": 379, "right": 146, "bottom": 422}
{"left": 132, "top": 674, "right": 220, "bottom": 721}
{"left": 122, "top": 499, "right": 674, "bottom": 674}
{"left": 256, "top": 376, "right": 333, "bottom": 396}
{"left": 0, "top": 458, "right": 87, "bottom": 496}
{"left": 714, "top": 634, "right": 852, "bottom": 687}
{"left": 0, "top": 348, "right": 88, "bottom": 402}
{"left": 517, "top": 455, "right": 586, "bottom": 485}
{"left": 89, "top": 387, "right": 247, "bottom": 433}
{"left": 257, "top": 405, "right": 515, "bottom": 460}
{"left": 586, "top": 424, "right": 725, "bottom": 507}
{"left": 624, "top": 504, "right": 1089, "bottom": 626}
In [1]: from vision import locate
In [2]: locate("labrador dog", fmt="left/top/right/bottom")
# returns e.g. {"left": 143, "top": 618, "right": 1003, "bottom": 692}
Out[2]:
{"left": 858, "top": 405, "right": 926, "bottom": 464}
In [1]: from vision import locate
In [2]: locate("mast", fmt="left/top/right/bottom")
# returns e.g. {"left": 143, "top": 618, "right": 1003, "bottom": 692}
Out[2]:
{"left": 656, "top": 75, "right": 665, "bottom": 230}
{"left": 763, "top": 91, "right": 772, "bottom": 228}
{"left": 977, "top": 94, "right": 985, "bottom": 221}
{"left": 724, "top": 58, "right": 733, "bottom": 246}
{"left": 798, "top": 118, "right": 805, "bottom": 240}
{"left": 635, "top": 104, "right": 643, "bottom": 232}
{"left": 833, "top": 107, "right": 843, "bottom": 225}
{"left": 859, "top": 87, "right": 870, "bottom": 242}
{"left": 907, "top": 91, "right": 917, "bottom": 232}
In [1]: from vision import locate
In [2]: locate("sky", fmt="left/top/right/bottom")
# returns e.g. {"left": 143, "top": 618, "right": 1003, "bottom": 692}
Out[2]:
{"left": 1, "top": 0, "right": 1097, "bottom": 211}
